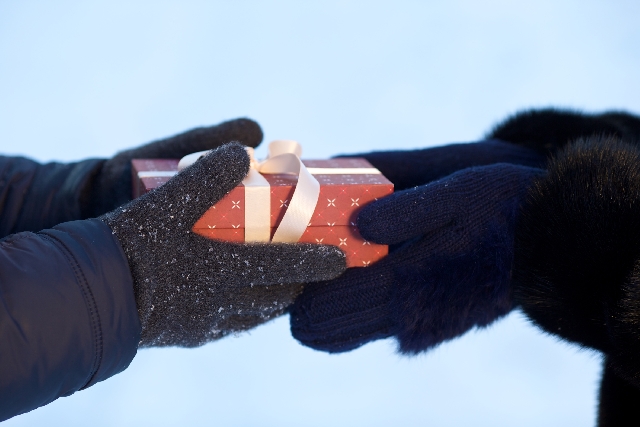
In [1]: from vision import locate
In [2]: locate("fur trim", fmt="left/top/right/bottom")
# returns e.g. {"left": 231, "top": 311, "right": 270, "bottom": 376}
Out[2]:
{"left": 487, "top": 109, "right": 640, "bottom": 155}
{"left": 514, "top": 136, "right": 640, "bottom": 387}
{"left": 598, "top": 358, "right": 640, "bottom": 427}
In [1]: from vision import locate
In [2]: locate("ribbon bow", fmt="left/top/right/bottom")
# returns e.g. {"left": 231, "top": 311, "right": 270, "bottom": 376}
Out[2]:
{"left": 178, "top": 140, "right": 320, "bottom": 243}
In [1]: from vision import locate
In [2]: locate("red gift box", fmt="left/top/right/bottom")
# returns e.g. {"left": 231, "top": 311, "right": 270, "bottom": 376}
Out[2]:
{"left": 131, "top": 157, "right": 393, "bottom": 267}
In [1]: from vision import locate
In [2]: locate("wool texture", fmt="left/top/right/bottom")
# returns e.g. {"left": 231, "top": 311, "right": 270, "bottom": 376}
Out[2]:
{"left": 291, "top": 163, "right": 543, "bottom": 353}
{"left": 101, "top": 143, "right": 346, "bottom": 347}
{"left": 339, "top": 109, "right": 640, "bottom": 193}
{"left": 340, "top": 139, "right": 546, "bottom": 192}
{"left": 514, "top": 136, "right": 640, "bottom": 388}
{"left": 88, "top": 117, "right": 263, "bottom": 218}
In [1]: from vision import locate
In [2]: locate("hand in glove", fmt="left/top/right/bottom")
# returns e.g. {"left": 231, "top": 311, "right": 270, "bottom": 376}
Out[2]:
{"left": 90, "top": 117, "right": 263, "bottom": 217}
{"left": 341, "top": 108, "right": 640, "bottom": 192}
{"left": 101, "top": 143, "right": 346, "bottom": 347}
{"left": 1, "top": 118, "right": 263, "bottom": 235}
{"left": 349, "top": 139, "right": 545, "bottom": 191}
{"left": 290, "top": 163, "right": 542, "bottom": 353}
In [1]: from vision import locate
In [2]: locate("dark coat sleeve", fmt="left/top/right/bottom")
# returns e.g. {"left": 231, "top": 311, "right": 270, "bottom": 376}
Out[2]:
{"left": 0, "top": 155, "right": 104, "bottom": 235}
{"left": 0, "top": 219, "right": 141, "bottom": 421}
{"left": 0, "top": 156, "right": 140, "bottom": 421}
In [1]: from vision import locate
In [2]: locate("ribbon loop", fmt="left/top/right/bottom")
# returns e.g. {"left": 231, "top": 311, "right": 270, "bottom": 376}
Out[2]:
{"left": 268, "top": 140, "right": 302, "bottom": 158}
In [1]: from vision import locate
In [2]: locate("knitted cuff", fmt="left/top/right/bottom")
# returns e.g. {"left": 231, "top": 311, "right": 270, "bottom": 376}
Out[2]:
{"left": 514, "top": 136, "right": 640, "bottom": 387}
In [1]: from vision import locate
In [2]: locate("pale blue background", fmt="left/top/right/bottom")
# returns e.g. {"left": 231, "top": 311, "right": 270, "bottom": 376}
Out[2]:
{"left": 1, "top": 1, "right": 639, "bottom": 425}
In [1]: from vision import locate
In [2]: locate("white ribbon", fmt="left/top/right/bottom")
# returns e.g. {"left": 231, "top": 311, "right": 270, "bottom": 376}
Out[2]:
{"left": 244, "top": 140, "right": 320, "bottom": 243}
{"left": 178, "top": 140, "right": 320, "bottom": 243}
{"left": 176, "top": 140, "right": 381, "bottom": 243}
{"left": 242, "top": 164, "right": 272, "bottom": 242}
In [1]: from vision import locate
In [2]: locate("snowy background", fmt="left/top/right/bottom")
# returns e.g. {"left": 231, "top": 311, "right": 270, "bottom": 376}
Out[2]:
{"left": 1, "top": 1, "right": 639, "bottom": 425}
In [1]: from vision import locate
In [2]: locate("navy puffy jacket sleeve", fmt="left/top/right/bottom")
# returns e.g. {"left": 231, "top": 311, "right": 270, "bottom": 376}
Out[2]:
{"left": 0, "top": 156, "right": 141, "bottom": 421}
{"left": 0, "top": 155, "right": 104, "bottom": 235}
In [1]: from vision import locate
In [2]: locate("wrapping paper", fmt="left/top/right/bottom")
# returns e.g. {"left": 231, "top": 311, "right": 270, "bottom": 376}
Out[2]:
{"left": 131, "top": 158, "right": 393, "bottom": 267}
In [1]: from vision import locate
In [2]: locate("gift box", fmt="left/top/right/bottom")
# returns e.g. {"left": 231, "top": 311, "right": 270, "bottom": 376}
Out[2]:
{"left": 131, "top": 156, "right": 393, "bottom": 267}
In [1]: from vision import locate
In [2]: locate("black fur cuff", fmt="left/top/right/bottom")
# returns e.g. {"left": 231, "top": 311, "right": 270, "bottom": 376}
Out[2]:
{"left": 514, "top": 136, "right": 640, "bottom": 387}
{"left": 487, "top": 109, "right": 640, "bottom": 155}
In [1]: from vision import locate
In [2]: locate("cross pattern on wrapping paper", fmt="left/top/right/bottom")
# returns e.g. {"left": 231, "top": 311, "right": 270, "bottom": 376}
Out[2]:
{"left": 309, "top": 183, "right": 392, "bottom": 227}
{"left": 299, "top": 225, "right": 387, "bottom": 268}
{"left": 136, "top": 158, "right": 393, "bottom": 260}
{"left": 177, "top": 160, "right": 393, "bottom": 230}
{"left": 196, "top": 205, "right": 387, "bottom": 269}
{"left": 192, "top": 187, "right": 245, "bottom": 229}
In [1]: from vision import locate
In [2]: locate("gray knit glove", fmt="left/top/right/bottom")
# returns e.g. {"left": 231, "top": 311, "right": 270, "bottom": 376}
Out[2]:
{"left": 88, "top": 118, "right": 263, "bottom": 218}
{"left": 100, "top": 143, "right": 346, "bottom": 347}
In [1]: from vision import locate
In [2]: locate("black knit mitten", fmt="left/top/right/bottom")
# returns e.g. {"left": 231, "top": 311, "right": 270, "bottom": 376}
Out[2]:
{"left": 101, "top": 143, "right": 346, "bottom": 347}
{"left": 291, "top": 163, "right": 543, "bottom": 353}
{"left": 341, "top": 139, "right": 545, "bottom": 191}
{"left": 336, "top": 109, "right": 640, "bottom": 193}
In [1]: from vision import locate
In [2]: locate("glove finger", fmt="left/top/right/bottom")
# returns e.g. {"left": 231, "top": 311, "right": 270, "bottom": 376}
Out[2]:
{"left": 290, "top": 261, "right": 395, "bottom": 353}
{"left": 90, "top": 119, "right": 262, "bottom": 217}
{"left": 194, "top": 241, "right": 347, "bottom": 286}
{"left": 339, "top": 140, "right": 545, "bottom": 191}
{"left": 131, "top": 143, "right": 250, "bottom": 227}
{"left": 116, "top": 118, "right": 263, "bottom": 160}
{"left": 356, "top": 178, "right": 461, "bottom": 245}
{"left": 358, "top": 164, "right": 542, "bottom": 245}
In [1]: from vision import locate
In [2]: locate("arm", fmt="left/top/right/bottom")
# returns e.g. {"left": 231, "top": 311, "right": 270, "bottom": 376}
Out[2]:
{"left": 290, "top": 108, "right": 640, "bottom": 353}
{"left": 0, "top": 118, "right": 263, "bottom": 418}
{"left": 0, "top": 219, "right": 140, "bottom": 421}
{"left": 597, "top": 359, "right": 640, "bottom": 427}
{"left": 334, "top": 108, "right": 640, "bottom": 192}
{"left": 1, "top": 143, "right": 346, "bottom": 421}
{"left": 513, "top": 136, "right": 640, "bottom": 426}
{"left": 0, "top": 156, "right": 103, "bottom": 235}
{"left": 0, "top": 118, "right": 263, "bottom": 236}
